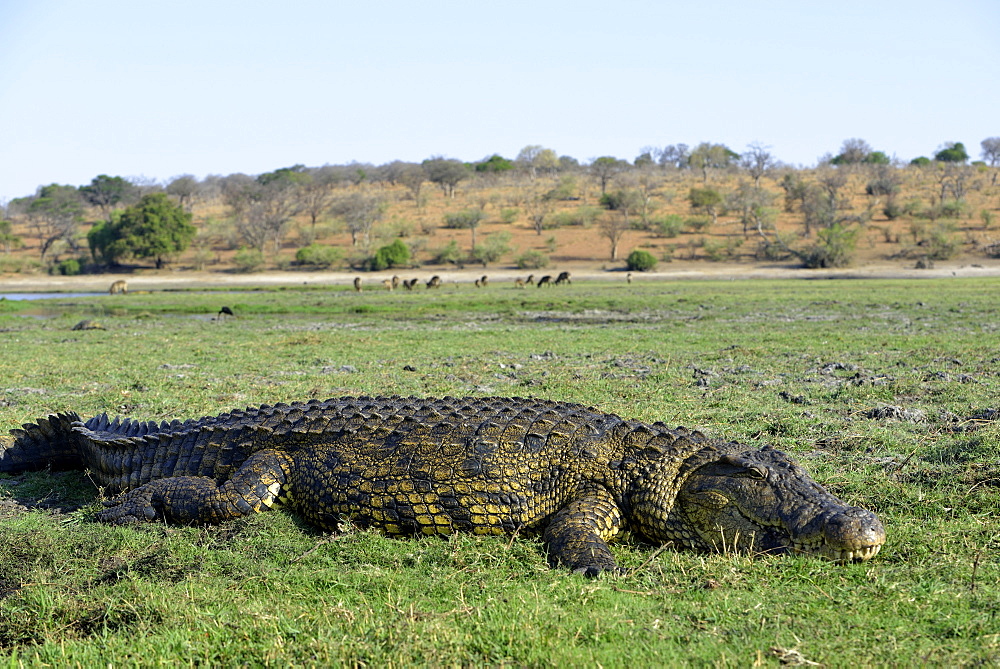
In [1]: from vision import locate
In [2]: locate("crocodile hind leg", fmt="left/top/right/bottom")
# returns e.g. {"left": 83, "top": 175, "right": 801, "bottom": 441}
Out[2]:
{"left": 97, "top": 449, "right": 293, "bottom": 525}
{"left": 542, "top": 486, "right": 625, "bottom": 577}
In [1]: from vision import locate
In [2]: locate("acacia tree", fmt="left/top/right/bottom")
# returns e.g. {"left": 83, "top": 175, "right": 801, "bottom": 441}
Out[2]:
{"left": 688, "top": 143, "right": 738, "bottom": 182}
{"left": 515, "top": 145, "right": 559, "bottom": 180}
{"left": 687, "top": 187, "right": 723, "bottom": 225}
{"left": 423, "top": 157, "right": 469, "bottom": 198}
{"left": 13, "top": 184, "right": 86, "bottom": 260}
{"left": 80, "top": 175, "right": 139, "bottom": 220}
{"left": 165, "top": 175, "right": 199, "bottom": 212}
{"left": 589, "top": 156, "right": 629, "bottom": 195}
{"left": 935, "top": 142, "right": 969, "bottom": 163}
{"left": 88, "top": 193, "right": 196, "bottom": 269}
{"left": 443, "top": 208, "right": 487, "bottom": 251}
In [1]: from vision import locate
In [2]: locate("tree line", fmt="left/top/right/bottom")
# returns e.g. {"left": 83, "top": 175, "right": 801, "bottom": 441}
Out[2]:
{"left": 2, "top": 137, "right": 998, "bottom": 274}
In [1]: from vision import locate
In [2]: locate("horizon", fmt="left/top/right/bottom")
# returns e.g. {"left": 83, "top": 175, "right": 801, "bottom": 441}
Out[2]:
{"left": 1, "top": 0, "right": 998, "bottom": 203}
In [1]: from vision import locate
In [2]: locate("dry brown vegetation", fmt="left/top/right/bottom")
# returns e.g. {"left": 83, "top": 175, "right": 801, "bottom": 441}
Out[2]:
{"left": 3, "top": 159, "right": 999, "bottom": 278}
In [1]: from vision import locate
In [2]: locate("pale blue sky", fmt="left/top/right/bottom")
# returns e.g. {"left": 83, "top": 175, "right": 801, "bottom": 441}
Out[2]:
{"left": 1, "top": 0, "right": 997, "bottom": 202}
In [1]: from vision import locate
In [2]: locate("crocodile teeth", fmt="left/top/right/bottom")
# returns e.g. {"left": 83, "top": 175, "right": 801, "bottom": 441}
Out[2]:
{"left": 791, "top": 542, "right": 882, "bottom": 563}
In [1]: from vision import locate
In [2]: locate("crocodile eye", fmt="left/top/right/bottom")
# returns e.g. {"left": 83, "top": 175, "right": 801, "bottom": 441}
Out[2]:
{"left": 741, "top": 466, "right": 768, "bottom": 481}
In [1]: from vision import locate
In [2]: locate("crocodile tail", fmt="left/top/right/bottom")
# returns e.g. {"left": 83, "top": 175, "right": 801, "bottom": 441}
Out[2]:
{"left": 1, "top": 412, "right": 85, "bottom": 474}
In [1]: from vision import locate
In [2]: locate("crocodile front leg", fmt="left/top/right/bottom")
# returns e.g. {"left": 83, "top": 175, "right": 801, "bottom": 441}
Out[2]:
{"left": 97, "top": 449, "right": 292, "bottom": 525}
{"left": 542, "top": 486, "right": 624, "bottom": 577}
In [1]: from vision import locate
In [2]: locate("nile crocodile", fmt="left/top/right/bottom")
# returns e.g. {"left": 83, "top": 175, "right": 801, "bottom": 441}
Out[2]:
{"left": 0, "top": 396, "right": 885, "bottom": 575}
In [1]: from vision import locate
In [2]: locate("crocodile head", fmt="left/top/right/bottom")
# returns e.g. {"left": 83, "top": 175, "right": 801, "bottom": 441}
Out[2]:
{"left": 632, "top": 445, "right": 885, "bottom": 562}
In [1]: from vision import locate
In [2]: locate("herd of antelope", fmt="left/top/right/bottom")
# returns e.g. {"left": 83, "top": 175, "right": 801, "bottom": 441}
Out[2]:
{"left": 352, "top": 271, "right": 576, "bottom": 292}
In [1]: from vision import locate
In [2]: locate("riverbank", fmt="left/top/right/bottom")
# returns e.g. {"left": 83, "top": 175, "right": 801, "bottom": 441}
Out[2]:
{"left": 2, "top": 258, "right": 999, "bottom": 293}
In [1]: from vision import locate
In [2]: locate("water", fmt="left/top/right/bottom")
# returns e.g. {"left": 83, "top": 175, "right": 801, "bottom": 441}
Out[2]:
{"left": 0, "top": 293, "right": 106, "bottom": 301}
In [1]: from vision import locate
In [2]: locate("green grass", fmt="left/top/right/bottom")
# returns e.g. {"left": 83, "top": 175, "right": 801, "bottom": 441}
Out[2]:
{"left": 1, "top": 277, "right": 998, "bottom": 666}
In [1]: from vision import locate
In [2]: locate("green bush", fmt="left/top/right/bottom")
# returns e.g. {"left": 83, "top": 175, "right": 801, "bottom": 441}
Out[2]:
{"left": 515, "top": 250, "right": 549, "bottom": 269}
{"left": 471, "top": 232, "right": 511, "bottom": 267}
{"left": 938, "top": 199, "right": 966, "bottom": 219}
{"left": 910, "top": 222, "right": 959, "bottom": 260}
{"left": 703, "top": 238, "right": 743, "bottom": 262}
{"left": 233, "top": 247, "right": 265, "bottom": 273}
{"left": 431, "top": 240, "right": 464, "bottom": 265}
{"left": 443, "top": 209, "right": 486, "bottom": 229}
{"left": 651, "top": 214, "right": 684, "bottom": 238}
{"left": 625, "top": 249, "right": 657, "bottom": 272}
{"left": 369, "top": 239, "right": 410, "bottom": 271}
{"left": 801, "top": 223, "right": 860, "bottom": 268}
{"left": 52, "top": 258, "right": 82, "bottom": 276}
{"left": 295, "top": 244, "right": 342, "bottom": 268}
{"left": 883, "top": 199, "right": 903, "bottom": 220}
{"left": 685, "top": 217, "right": 712, "bottom": 233}
{"left": 546, "top": 207, "right": 601, "bottom": 229}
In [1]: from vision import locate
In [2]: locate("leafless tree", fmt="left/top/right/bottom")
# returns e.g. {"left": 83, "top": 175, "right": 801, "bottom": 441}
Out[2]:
{"left": 815, "top": 167, "right": 849, "bottom": 208}
{"left": 935, "top": 163, "right": 975, "bottom": 202}
{"left": 653, "top": 144, "right": 689, "bottom": 169}
{"left": 741, "top": 143, "right": 775, "bottom": 188}
{"left": 835, "top": 138, "right": 873, "bottom": 165}
{"left": 727, "top": 181, "right": 777, "bottom": 238}
{"left": 297, "top": 166, "right": 342, "bottom": 237}
{"left": 331, "top": 191, "right": 386, "bottom": 248}
{"left": 598, "top": 212, "right": 629, "bottom": 261}
{"left": 221, "top": 172, "right": 300, "bottom": 253}
{"left": 524, "top": 192, "right": 554, "bottom": 235}
{"left": 981, "top": 137, "right": 1000, "bottom": 185}
{"left": 397, "top": 163, "right": 427, "bottom": 205}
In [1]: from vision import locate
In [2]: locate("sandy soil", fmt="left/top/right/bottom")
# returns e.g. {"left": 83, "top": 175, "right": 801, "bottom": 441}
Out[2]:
{"left": 1, "top": 258, "right": 999, "bottom": 294}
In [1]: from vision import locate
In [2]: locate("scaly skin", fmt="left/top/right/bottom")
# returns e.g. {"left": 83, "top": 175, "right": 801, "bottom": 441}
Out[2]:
{"left": 0, "top": 396, "right": 886, "bottom": 575}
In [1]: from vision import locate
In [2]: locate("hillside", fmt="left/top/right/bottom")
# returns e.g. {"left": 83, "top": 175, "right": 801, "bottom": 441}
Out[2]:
{"left": 2, "top": 161, "right": 999, "bottom": 285}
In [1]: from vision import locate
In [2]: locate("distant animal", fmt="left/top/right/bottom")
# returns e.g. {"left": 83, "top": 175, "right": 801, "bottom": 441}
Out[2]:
{"left": 554, "top": 271, "right": 571, "bottom": 285}
{"left": 536, "top": 275, "right": 552, "bottom": 288}
{"left": 426, "top": 275, "right": 442, "bottom": 289}
{"left": 382, "top": 279, "right": 394, "bottom": 291}
{"left": 525, "top": 275, "right": 535, "bottom": 286}
{"left": 217, "top": 306, "right": 235, "bottom": 320}
{"left": 403, "top": 278, "right": 419, "bottom": 291}
{"left": 514, "top": 278, "right": 525, "bottom": 289}
{"left": 108, "top": 280, "right": 127, "bottom": 295}
{"left": 391, "top": 275, "right": 400, "bottom": 290}
{"left": 475, "top": 275, "right": 488, "bottom": 288}
{"left": 71, "top": 319, "right": 105, "bottom": 331}
{"left": 627, "top": 273, "right": 632, "bottom": 285}
{"left": 353, "top": 277, "right": 362, "bottom": 292}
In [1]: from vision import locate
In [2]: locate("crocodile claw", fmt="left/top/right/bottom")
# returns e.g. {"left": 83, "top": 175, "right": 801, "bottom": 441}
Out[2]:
{"left": 97, "top": 492, "right": 159, "bottom": 524}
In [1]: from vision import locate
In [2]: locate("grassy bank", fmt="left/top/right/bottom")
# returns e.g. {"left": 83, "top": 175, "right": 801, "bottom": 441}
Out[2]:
{"left": 1, "top": 277, "right": 997, "bottom": 665}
